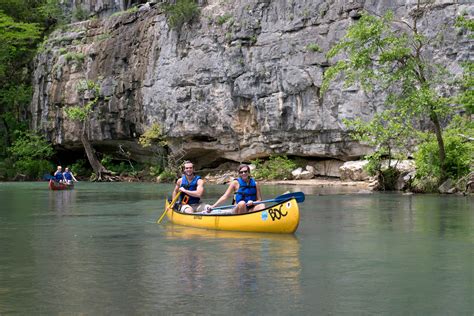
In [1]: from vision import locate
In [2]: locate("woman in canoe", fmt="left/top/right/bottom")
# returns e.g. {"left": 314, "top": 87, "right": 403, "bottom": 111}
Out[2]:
{"left": 207, "top": 164, "right": 265, "bottom": 214}
{"left": 63, "top": 167, "right": 78, "bottom": 184}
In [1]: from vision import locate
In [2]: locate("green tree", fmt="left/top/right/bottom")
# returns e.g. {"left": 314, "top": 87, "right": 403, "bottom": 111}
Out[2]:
{"left": 0, "top": 0, "right": 66, "bottom": 159}
{"left": 414, "top": 117, "right": 473, "bottom": 191}
{"left": 343, "top": 109, "right": 417, "bottom": 189}
{"left": 251, "top": 156, "right": 296, "bottom": 180}
{"left": 0, "top": 11, "right": 41, "bottom": 91}
{"left": 0, "top": 1, "right": 67, "bottom": 179}
{"left": 1, "top": 0, "right": 44, "bottom": 22}
{"left": 322, "top": 2, "right": 471, "bottom": 184}
{"left": 7, "top": 131, "right": 54, "bottom": 179}
{"left": 65, "top": 80, "right": 111, "bottom": 180}
{"left": 37, "top": 0, "right": 68, "bottom": 26}
{"left": 0, "top": 10, "right": 42, "bottom": 154}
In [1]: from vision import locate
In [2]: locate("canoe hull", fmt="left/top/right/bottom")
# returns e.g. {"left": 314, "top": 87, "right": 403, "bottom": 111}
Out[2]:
{"left": 49, "top": 180, "right": 74, "bottom": 191}
{"left": 165, "top": 198, "right": 300, "bottom": 233}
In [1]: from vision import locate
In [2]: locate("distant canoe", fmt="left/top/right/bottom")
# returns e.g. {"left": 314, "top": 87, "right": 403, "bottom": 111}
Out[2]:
{"left": 165, "top": 198, "right": 300, "bottom": 233}
{"left": 49, "top": 180, "right": 74, "bottom": 191}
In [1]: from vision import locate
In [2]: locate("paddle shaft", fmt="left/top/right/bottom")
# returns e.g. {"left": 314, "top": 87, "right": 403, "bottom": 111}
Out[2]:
{"left": 212, "top": 191, "right": 305, "bottom": 210}
{"left": 157, "top": 191, "right": 181, "bottom": 224}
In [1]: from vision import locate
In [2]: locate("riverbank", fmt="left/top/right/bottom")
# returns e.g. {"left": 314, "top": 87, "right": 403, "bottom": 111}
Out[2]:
{"left": 202, "top": 172, "right": 371, "bottom": 191}
{"left": 261, "top": 178, "right": 370, "bottom": 188}
{"left": 44, "top": 168, "right": 473, "bottom": 195}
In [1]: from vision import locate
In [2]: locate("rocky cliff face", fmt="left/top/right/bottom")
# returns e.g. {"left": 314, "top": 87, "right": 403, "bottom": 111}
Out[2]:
{"left": 30, "top": 0, "right": 473, "bottom": 167}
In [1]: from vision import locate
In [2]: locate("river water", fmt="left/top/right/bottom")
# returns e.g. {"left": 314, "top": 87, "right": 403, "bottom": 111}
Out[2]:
{"left": 0, "top": 182, "right": 472, "bottom": 314}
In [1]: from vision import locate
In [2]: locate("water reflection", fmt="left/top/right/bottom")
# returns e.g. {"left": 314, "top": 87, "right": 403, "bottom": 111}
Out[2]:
{"left": 164, "top": 226, "right": 302, "bottom": 307}
{"left": 48, "top": 190, "right": 77, "bottom": 214}
{"left": 165, "top": 225, "right": 299, "bottom": 241}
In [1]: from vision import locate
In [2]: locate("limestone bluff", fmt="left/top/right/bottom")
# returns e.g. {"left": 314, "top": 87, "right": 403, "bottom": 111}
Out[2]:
{"left": 30, "top": 0, "right": 472, "bottom": 170}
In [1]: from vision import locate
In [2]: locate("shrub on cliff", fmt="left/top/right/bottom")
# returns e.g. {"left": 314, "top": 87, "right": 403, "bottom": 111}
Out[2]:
{"left": 455, "top": 15, "right": 474, "bottom": 116}
{"left": 163, "top": 0, "right": 200, "bottom": 30}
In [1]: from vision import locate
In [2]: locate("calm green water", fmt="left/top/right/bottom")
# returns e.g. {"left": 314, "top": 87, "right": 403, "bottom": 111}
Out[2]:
{"left": 0, "top": 182, "right": 472, "bottom": 315}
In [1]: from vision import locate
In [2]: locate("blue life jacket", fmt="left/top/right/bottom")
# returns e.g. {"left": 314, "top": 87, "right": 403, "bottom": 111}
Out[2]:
{"left": 54, "top": 172, "right": 63, "bottom": 181}
{"left": 235, "top": 177, "right": 257, "bottom": 203}
{"left": 64, "top": 172, "right": 72, "bottom": 181}
{"left": 180, "top": 175, "right": 201, "bottom": 204}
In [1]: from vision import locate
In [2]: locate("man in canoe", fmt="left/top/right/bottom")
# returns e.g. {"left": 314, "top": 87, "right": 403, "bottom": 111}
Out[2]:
{"left": 207, "top": 164, "right": 265, "bottom": 214}
{"left": 172, "top": 160, "right": 205, "bottom": 213}
{"left": 53, "top": 165, "right": 65, "bottom": 183}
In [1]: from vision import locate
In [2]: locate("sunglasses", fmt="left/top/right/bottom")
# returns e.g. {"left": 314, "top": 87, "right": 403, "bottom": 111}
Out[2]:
{"left": 239, "top": 170, "right": 249, "bottom": 174}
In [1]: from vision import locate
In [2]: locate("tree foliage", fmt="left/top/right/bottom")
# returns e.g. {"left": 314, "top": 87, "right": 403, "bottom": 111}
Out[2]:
{"left": 0, "top": 0, "right": 65, "bottom": 161}
{"left": 0, "top": 9, "right": 43, "bottom": 155}
{"left": 64, "top": 79, "right": 112, "bottom": 180}
{"left": 8, "top": 131, "right": 53, "bottom": 159}
{"left": 37, "top": 0, "right": 66, "bottom": 24}
{"left": 139, "top": 123, "right": 167, "bottom": 148}
{"left": 322, "top": 6, "right": 473, "bottom": 186}
{"left": 251, "top": 156, "right": 296, "bottom": 180}
{"left": 1, "top": 0, "right": 46, "bottom": 22}
{"left": 64, "top": 80, "right": 100, "bottom": 122}
{"left": 139, "top": 123, "right": 176, "bottom": 182}
{"left": 342, "top": 109, "right": 416, "bottom": 185}
{"left": 414, "top": 118, "right": 473, "bottom": 183}
{"left": 0, "top": 11, "right": 41, "bottom": 80}
{"left": 7, "top": 131, "right": 54, "bottom": 179}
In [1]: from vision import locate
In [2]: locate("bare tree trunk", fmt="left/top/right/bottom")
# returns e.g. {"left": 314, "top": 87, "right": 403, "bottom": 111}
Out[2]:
{"left": 430, "top": 112, "right": 447, "bottom": 183}
{"left": 0, "top": 116, "right": 11, "bottom": 150}
{"left": 81, "top": 133, "right": 111, "bottom": 181}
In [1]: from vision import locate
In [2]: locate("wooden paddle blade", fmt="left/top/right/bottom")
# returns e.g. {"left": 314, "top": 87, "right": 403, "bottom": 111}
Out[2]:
{"left": 157, "top": 191, "right": 181, "bottom": 224}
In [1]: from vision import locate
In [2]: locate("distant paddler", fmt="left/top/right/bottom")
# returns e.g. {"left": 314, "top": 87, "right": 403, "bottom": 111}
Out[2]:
{"left": 53, "top": 165, "right": 65, "bottom": 183}
{"left": 63, "top": 167, "right": 78, "bottom": 185}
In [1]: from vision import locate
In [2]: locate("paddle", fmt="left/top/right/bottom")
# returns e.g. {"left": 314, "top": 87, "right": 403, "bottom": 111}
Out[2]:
{"left": 157, "top": 192, "right": 181, "bottom": 224}
{"left": 211, "top": 191, "right": 305, "bottom": 211}
{"left": 43, "top": 174, "right": 54, "bottom": 181}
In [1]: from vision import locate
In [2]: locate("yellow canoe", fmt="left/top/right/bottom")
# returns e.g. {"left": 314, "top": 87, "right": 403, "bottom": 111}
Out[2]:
{"left": 165, "top": 198, "right": 300, "bottom": 233}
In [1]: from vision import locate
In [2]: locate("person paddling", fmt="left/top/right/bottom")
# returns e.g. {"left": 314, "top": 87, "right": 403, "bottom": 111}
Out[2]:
{"left": 63, "top": 167, "right": 78, "bottom": 185}
{"left": 172, "top": 161, "right": 205, "bottom": 213}
{"left": 53, "top": 166, "right": 65, "bottom": 183}
{"left": 207, "top": 164, "right": 265, "bottom": 214}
